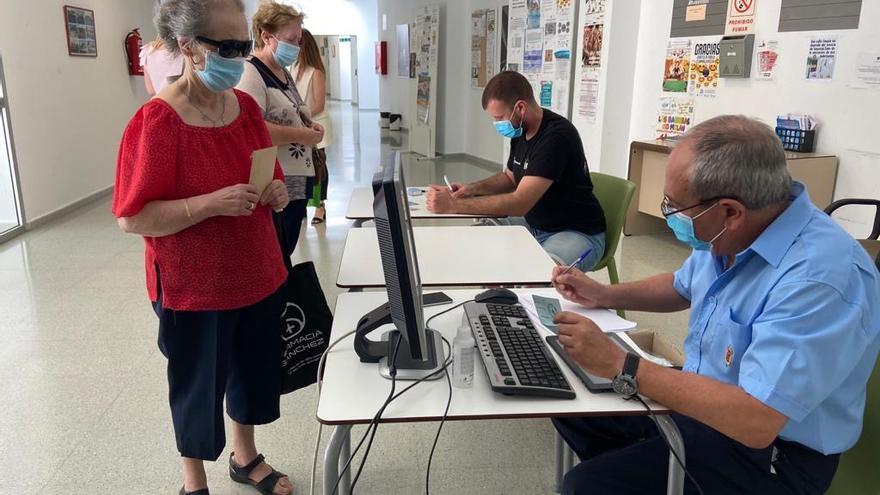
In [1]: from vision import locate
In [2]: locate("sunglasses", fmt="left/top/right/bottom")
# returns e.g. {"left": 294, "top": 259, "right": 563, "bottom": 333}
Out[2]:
{"left": 195, "top": 36, "right": 253, "bottom": 58}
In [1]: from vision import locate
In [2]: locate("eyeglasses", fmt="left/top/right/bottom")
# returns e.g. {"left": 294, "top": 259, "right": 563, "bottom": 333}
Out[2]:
{"left": 196, "top": 36, "right": 253, "bottom": 58}
{"left": 660, "top": 196, "right": 722, "bottom": 218}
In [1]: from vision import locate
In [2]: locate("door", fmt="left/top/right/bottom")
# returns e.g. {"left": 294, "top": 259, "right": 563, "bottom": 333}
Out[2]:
{"left": 349, "top": 35, "right": 359, "bottom": 105}
{"left": 338, "top": 37, "right": 352, "bottom": 101}
{"left": 0, "top": 54, "right": 24, "bottom": 241}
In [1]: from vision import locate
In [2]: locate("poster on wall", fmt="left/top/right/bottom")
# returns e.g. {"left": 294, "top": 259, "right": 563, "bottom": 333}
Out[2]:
{"left": 472, "top": 10, "right": 486, "bottom": 87}
{"left": 396, "top": 24, "right": 410, "bottom": 78}
{"left": 524, "top": 28, "right": 544, "bottom": 72}
{"left": 417, "top": 75, "right": 431, "bottom": 124}
{"left": 688, "top": 41, "right": 720, "bottom": 97}
{"left": 527, "top": 0, "right": 541, "bottom": 28}
{"left": 805, "top": 36, "right": 837, "bottom": 80}
{"left": 850, "top": 52, "right": 880, "bottom": 90}
{"left": 725, "top": 0, "right": 756, "bottom": 36}
{"left": 662, "top": 40, "right": 691, "bottom": 92}
{"left": 754, "top": 39, "right": 779, "bottom": 81}
{"left": 656, "top": 96, "right": 696, "bottom": 139}
{"left": 507, "top": 0, "right": 578, "bottom": 117}
{"left": 578, "top": 0, "right": 605, "bottom": 121}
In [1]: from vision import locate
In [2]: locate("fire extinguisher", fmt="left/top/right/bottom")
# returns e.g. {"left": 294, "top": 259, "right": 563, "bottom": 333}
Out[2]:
{"left": 124, "top": 28, "right": 144, "bottom": 76}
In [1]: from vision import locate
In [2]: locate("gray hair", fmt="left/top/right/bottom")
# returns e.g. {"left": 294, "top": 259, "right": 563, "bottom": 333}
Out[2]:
{"left": 155, "top": 0, "right": 245, "bottom": 55}
{"left": 683, "top": 115, "right": 791, "bottom": 210}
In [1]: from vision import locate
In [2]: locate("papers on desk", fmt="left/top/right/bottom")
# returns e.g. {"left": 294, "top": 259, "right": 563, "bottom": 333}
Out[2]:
{"left": 518, "top": 288, "right": 637, "bottom": 334}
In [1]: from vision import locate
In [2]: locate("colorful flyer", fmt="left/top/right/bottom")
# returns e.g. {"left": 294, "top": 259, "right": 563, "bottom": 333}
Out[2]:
{"left": 688, "top": 41, "right": 720, "bottom": 97}
{"left": 662, "top": 40, "right": 691, "bottom": 92}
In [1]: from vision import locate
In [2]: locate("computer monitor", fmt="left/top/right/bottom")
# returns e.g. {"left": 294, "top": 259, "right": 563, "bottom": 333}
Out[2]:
{"left": 354, "top": 151, "right": 444, "bottom": 380}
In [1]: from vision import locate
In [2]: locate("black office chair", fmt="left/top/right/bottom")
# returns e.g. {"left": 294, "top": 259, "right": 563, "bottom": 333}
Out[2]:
{"left": 824, "top": 199, "right": 880, "bottom": 271}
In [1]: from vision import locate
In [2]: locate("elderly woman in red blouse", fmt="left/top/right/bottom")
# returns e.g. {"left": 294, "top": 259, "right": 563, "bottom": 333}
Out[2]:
{"left": 113, "top": 1, "right": 293, "bottom": 494}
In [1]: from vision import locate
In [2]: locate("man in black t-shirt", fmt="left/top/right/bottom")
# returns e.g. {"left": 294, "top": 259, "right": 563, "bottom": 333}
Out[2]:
{"left": 426, "top": 71, "right": 606, "bottom": 271}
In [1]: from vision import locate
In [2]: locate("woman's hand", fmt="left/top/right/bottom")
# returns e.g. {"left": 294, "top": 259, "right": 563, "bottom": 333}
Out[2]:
{"left": 206, "top": 184, "right": 260, "bottom": 217}
{"left": 296, "top": 126, "right": 323, "bottom": 146}
{"left": 260, "top": 179, "right": 289, "bottom": 211}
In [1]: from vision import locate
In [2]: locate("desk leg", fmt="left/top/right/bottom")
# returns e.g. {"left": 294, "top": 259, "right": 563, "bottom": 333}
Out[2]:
{"left": 554, "top": 432, "right": 565, "bottom": 492}
{"left": 654, "top": 415, "right": 685, "bottom": 495}
{"left": 323, "top": 424, "right": 352, "bottom": 495}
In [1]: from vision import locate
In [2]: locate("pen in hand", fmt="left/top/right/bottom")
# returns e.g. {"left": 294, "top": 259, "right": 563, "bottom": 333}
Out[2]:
{"left": 443, "top": 175, "right": 455, "bottom": 194}
{"left": 559, "top": 248, "right": 593, "bottom": 277}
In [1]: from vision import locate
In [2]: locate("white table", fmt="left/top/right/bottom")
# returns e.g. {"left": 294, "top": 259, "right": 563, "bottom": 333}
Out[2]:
{"left": 318, "top": 290, "right": 685, "bottom": 495}
{"left": 345, "top": 186, "right": 498, "bottom": 225}
{"left": 336, "top": 226, "right": 557, "bottom": 289}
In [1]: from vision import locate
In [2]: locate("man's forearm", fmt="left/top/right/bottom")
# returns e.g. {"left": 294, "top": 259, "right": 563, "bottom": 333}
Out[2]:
{"left": 452, "top": 192, "right": 526, "bottom": 217}
{"left": 468, "top": 172, "right": 516, "bottom": 196}
{"left": 638, "top": 362, "right": 786, "bottom": 449}
{"left": 605, "top": 273, "right": 690, "bottom": 313}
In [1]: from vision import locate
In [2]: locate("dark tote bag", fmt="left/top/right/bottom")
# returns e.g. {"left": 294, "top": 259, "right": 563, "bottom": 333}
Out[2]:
{"left": 274, "top": 214, "right": 332, "bottom": 394}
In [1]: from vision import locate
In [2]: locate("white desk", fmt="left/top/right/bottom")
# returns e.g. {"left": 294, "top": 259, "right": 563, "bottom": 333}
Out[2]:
{"left": 336, "top": 226, "right": 557, "bottom": 289}
{"left": 345, "top": 186, "right": 497, "bottom": 225}
{"left": 318, "top": 290, "right": 685, "bottom": 495}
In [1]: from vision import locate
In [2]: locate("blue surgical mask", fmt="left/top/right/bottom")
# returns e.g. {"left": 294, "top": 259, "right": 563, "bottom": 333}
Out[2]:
{"left": 273, "top": 37, "right": 301, "bottom": 67}
{"left": 665, "top": 202, "right": 726, "bottom": 251}
{"left": 494, "top": 105, "right": 524, "bottom": 138}
{"left": 195, "top": 50, "right": 245, "bottom": 92}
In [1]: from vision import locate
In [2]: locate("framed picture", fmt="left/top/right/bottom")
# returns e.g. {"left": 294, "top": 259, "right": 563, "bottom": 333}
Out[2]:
{"left": 64, "top": 6, "right": 97, "bottom": 57}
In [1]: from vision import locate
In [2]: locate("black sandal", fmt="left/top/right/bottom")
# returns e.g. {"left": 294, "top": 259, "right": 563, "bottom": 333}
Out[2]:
{"left": 229, "top": 453, "right": 290, "bottom": 495}
{"left": 178, "top": 487, "right": 209, "bottom": 495}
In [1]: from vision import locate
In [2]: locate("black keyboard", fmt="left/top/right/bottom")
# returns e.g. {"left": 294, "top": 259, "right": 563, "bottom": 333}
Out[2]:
{"left": 463, "top": 302, "right": 575, "bottom": 399}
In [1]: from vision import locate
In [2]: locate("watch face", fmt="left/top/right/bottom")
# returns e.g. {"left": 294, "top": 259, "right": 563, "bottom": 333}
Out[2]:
{"left": 612, "top": 375, "right": 637, "bottom": 397}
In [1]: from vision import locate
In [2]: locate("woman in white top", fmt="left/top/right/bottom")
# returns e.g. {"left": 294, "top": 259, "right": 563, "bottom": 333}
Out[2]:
{"left": 236, "top": 2, "right": 324, "bottom": 257}
{"left": 294, "top": 29, "right": 333, "bottom": 225}
{"left": 140, "top": 35, "right": 184, "bottom": 96}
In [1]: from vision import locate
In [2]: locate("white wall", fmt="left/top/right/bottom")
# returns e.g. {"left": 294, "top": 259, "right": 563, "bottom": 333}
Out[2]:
{"left": 0, "top": 0, "right": 154, "bottom": 223}
{"left": 273, "top": 0, "right": 380, "bottom": 109}
{"left": 628, "top": 0, "right": 880, "bottom": 236}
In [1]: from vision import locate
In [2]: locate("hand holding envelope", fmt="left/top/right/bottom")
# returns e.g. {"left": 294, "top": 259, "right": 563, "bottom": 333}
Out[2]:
{"left": 250, "top": 146, "right": 288, "bottom": 212}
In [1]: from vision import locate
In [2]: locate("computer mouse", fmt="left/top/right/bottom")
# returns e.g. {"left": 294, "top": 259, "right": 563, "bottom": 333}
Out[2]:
{"left": 474, "top": 288, "right": 519, "bottom": 305}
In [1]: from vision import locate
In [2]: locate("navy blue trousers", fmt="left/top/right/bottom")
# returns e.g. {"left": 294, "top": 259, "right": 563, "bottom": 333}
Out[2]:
{"left": 553, "top": 414, "right": 839, "bottom": 495}
{"left": 154, "top": 288, "right": 284, "bottom": 461}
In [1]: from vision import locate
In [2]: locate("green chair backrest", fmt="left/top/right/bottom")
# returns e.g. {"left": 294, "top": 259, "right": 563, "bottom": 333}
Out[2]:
{"left": 589, "top": 172, "right": 636, "bottom": 270}
{"left": 826, "top": 358, "right": 880, "bottom": 495}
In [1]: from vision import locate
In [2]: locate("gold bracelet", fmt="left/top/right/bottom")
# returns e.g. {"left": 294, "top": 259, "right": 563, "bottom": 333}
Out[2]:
{"left": 184, "top": 198, "right": 192, "bottom": 219}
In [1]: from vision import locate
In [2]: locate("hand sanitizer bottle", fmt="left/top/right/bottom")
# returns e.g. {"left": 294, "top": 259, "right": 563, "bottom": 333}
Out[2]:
{"left": 452, "top": 325, "right": 476, "bottom": 388}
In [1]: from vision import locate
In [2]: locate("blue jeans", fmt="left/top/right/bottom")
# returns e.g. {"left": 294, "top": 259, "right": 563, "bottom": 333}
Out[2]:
{"left": 499, "top": 217, "right": 606, "bottom": 271}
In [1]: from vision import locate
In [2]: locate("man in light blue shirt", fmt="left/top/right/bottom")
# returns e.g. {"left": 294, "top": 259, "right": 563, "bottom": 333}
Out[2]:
{"left": 550, "top": 115, "right": 880, "bottom": 494}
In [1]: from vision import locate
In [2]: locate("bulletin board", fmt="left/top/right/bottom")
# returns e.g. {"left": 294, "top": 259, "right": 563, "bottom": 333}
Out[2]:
{"left": 471, "top": 8, "right": 498, "bottom": 88}
{"left": 505, "top": 0, "right": 578, "bottom": 118}
{"left": 410, "top": 5, "right": 440, "bottom": 158}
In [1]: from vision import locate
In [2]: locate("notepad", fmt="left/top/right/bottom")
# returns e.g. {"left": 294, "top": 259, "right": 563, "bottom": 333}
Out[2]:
{"left": 249, "top": 146, "right": 277, "bottom": 195}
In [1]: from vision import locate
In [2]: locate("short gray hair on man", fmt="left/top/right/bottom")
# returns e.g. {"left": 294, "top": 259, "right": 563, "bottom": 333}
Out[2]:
{"left": 683, "top": 115, "right": 791, "bottom": 210}
{"left": 155, "top": 0, "right": 245, "bottom": 55}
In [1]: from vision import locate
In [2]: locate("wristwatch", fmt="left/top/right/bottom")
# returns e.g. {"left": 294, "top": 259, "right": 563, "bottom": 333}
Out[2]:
{"left": 612, "top": 352, "right": 640, "bottom": 398}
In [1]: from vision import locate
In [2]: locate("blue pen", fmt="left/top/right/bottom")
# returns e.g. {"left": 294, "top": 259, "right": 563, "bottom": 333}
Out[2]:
{"left": 560, "top": 248, "right": 592, "bottom": 276}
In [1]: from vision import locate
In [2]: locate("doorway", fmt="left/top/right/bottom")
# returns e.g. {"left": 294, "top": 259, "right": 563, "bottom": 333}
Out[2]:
{"left": 0, "top": 54, "right": 24, "bottom": 241}
{"left": 320, "top": 35, "right": 359, "bottom": 104}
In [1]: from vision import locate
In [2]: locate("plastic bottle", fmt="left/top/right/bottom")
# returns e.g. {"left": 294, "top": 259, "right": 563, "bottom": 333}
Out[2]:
{"left": 452, "top": 325, "right": 476, "bottom": 388}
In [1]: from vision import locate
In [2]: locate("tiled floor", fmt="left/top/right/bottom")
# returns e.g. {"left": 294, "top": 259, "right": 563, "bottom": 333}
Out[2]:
{"left": 0, "top": 101, "right": 691, "bottom": 494}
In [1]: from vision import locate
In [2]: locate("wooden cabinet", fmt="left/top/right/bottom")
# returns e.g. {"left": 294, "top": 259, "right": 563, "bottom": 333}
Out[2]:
{"left": 624, "top": 139, "right": 839, "bottom": 235}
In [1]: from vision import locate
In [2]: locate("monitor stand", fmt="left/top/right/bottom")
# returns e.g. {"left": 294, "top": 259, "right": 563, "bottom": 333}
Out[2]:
{"left": 353, "top": 302, "right": 446, "bottom": 381}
